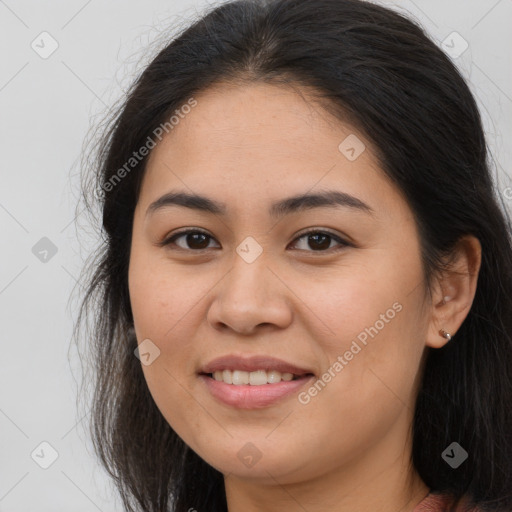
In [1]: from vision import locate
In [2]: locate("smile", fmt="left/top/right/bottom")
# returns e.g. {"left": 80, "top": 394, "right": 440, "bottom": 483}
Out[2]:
{"left": 209, "top": 369, "right": 305, "bottom": 385}
{"left": 199, "top": 372, "right": 315, "bottom": 409}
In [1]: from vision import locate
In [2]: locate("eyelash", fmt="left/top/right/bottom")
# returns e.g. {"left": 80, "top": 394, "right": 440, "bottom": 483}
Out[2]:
{"left": 158, "top": 228, "right": 351, "bottom": 253}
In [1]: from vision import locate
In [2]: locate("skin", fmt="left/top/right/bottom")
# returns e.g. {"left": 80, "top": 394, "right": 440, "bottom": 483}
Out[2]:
{"left": 128, "top": 81, "right": 482, "bottom": 512}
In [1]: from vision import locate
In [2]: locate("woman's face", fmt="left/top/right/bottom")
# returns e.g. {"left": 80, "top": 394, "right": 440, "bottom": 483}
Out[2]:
{"left": 128, "top": 82, "right": 434, "bottom": 485}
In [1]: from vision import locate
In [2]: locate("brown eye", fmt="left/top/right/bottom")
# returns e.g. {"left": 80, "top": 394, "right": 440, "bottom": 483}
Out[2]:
{"left": 290, "top": 230, "right": 349, "bottom": 252}
{"left": 161, "top": 230, "right": 219, "bottom": 251}
{"left": 159, "top": 228, "right": 349, "bottom": 254}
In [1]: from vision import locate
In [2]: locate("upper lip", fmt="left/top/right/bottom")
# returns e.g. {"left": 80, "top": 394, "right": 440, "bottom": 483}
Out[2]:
{"left": 199, "top": 355, "right": 315, "bottom": 376}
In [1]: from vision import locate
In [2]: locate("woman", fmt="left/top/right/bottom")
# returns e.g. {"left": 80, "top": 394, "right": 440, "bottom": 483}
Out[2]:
{"left": 75, "top": 0, "right": 512, "bottom": 511}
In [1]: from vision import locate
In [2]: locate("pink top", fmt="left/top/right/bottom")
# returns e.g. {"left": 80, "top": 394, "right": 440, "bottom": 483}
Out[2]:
{"left": 413, "top": 491, "right": 480, "bottom": 512}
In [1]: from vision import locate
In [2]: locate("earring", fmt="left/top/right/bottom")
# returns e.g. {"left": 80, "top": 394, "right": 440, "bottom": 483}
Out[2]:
{"left": 439, "top": 329, "right": 452, "bottom": 341}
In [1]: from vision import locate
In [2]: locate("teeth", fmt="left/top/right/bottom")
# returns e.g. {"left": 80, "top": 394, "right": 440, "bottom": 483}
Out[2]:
{"left": 211, "top": 369, "right": 297, "bottom": 385}
{"left": 232, "top": 370, "right": 249, "bottom": 385}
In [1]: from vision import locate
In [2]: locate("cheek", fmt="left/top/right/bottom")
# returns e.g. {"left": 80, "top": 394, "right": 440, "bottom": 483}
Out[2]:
{"left": 128, "top": 255, "right": 211, "bottom": 445}
{"left": 299, "top": 260, "right": 407, "bottom": 350}
{"left": 289, "top": 274, "right": 424, "bottom": 475}
{"left": 299, "top": 253, "right": 425, "bottom": 405}
{"left": 128, "top": 250, "right": 211, "bottom": 341}
{"left": 129, "top": 267, "right": 206, "bottom": 401}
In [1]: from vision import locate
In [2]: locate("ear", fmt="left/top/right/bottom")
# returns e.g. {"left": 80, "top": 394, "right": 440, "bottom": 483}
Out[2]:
{"left": 426, "top": 235, "right": 482, "bottom": 349}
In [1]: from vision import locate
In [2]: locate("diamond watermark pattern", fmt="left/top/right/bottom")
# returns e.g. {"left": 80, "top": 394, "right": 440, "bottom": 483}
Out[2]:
{"left": 134, "top": 338, "right": 161, "bottom": 366}
{"left": 338, "top": 134, "right": 366, "bottom": 161}
{"left": 31, "top": 31, "right": 59, "bottom": 59}
{"left": 441, "top": 31, "right": 469, "bottom": 59}
{"left": 31, "top": 441, "right": 59, "bottom": 469}
{"left": 442, "top": 441, "right": 468, "bottom": 469}
{"left": 236, "top": 236, "right": 263, "bottom": 263}
{"left": 237, "top": 442, "right": 263, "bottom": 468}
{"left": 31, "top": 236, "right": 58, "bottom": 263}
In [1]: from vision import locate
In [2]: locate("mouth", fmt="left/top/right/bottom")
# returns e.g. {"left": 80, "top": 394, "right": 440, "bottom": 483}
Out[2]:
{"left": 200, "top": 369, "right": 315, "bottom": 385}
{"left": 198, "top": 370, "right": 316, "bottom": 409}
{"left": 198, "top": 354, "right": 316, "bottom": 408}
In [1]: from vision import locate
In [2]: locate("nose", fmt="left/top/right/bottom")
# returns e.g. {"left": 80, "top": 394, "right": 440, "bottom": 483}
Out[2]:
{"left": 206, "top": 252, "right": 293, "bottom": 335}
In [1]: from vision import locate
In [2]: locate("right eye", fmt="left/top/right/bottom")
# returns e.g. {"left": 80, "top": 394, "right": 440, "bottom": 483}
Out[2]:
{"left": 159, "top": 229, "right": 220, "bottom": 251}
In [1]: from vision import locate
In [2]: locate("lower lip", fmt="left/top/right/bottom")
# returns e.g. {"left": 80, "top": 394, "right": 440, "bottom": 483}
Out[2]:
{"left": 199, "top": 374, "right": 315, "bottom": 409}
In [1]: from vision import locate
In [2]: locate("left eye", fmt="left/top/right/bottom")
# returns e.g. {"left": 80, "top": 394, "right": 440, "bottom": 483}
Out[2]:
{"left": 290, "top": 230, "right": 349, "bottom": 252}
{"left": 160, "top": 229, "right": 349, "bottom": 252}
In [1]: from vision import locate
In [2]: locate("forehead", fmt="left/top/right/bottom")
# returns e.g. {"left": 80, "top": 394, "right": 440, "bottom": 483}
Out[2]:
{"left": 152, "top": 81, "right": 366, "bottom": 159}
{"left": 139, "top": 82, "right": 404, "bottom": 220}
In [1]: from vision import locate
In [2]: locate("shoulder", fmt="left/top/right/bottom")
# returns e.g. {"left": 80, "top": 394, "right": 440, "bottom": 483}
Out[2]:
{"left": 413, "top": 491, "right": 483, "bottom": 512}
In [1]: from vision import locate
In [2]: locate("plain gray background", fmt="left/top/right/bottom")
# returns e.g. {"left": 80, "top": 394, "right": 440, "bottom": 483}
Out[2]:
{"left": 1, "top": 0, "right": 511, "bottom": 510}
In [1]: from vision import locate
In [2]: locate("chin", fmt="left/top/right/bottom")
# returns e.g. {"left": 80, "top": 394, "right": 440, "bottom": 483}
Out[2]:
{"left": 195, "top": 443, "right": 314, "bottom": 483}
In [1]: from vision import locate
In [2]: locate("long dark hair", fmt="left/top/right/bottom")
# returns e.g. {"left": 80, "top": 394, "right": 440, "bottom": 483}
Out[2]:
{"left": 74, "top": 0, "right": 512, "bottom": 510}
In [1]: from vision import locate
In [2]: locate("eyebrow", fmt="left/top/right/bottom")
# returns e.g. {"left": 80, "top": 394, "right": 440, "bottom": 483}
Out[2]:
{"left": 145, "top": 189, "right": 375, "bottom": 219}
